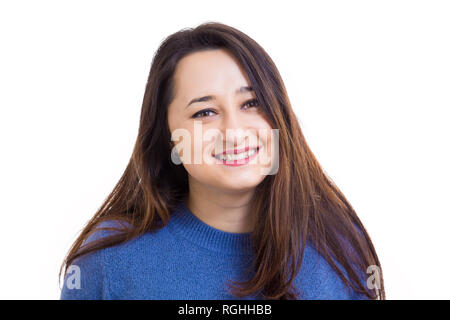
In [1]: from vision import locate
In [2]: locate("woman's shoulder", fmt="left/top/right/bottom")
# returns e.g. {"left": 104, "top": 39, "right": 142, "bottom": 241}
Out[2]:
{"left": 82, "top": 218, "right": 176, "bottom": 254}
{"left": 60, "top": 218, "right": 171, "bottom": 300}
{"left": 60, "top": 219, "right": 123, "bottom": 300}
{"left": 82, "top": 219, "right": 132, "bottom": 246}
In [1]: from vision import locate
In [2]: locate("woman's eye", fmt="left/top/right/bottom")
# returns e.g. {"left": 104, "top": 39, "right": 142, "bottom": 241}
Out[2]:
{"left": 192, "top": 109, "right": 216, "bottom": 118}
{"left": 191, "top": 99, "right": 259, "bottom": 119}
{"left": 242, "top": 99, "right": 259, "bottom": 109}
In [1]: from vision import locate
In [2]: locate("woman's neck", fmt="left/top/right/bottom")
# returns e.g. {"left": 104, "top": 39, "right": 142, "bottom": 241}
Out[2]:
{"left": 185, "top": 179, "right": 256, "bottom": 234}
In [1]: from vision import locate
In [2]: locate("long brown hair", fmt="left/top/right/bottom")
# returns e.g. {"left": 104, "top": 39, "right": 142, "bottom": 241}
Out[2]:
{"left": 59, "top": 21, "right": 385, "bottom": 300}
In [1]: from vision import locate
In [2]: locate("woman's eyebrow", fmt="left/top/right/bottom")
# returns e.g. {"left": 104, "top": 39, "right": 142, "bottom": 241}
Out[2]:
{"left": 185, "top": 86, "right": 253, "bottom": 109}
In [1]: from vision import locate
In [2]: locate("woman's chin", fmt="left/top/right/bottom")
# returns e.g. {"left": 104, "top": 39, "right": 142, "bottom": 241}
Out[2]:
{"left": 214, "top": 171, "right": 265, "bottom": 191}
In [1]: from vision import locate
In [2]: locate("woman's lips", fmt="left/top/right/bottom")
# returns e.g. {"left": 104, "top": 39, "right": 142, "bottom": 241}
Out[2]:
{"left": 212, "top": 146, "right": 261, "bottom": 166}
{"left": 212, "top": 145, "right": 260, "bottom": 157}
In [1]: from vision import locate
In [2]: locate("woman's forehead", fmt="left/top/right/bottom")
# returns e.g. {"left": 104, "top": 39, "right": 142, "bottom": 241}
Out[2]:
{"left": 173, "top": 50, "right": 250, "bottom": 99}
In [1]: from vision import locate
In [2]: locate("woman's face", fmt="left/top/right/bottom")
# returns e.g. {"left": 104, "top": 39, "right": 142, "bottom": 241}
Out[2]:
{"left": 167, "top": 48, "right": 276, "bottom": 193}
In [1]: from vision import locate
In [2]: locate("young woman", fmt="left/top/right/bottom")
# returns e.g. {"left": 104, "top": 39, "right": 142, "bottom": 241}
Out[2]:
{"left": 59, "top": 22, "right": 385, "bottom": 300}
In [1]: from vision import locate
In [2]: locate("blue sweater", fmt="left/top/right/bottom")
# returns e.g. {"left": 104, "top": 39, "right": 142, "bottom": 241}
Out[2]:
{"left": 60, "top": 200, "right": 368, "bottom": 300}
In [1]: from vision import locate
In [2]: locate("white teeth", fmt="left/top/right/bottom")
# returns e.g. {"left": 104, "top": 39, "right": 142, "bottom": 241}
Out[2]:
{"left": 214, "top": 148, "right": 257, "bottom": 161}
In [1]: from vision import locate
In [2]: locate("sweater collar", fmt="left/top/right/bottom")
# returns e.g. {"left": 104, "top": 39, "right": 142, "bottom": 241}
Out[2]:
{"left": 167, "top": 200, "right": 253, "bottom": 255}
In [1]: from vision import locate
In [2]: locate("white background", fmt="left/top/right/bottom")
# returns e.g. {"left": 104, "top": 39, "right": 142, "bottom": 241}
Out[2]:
{"left": 0, "top": 0, "right": 448, "bottom": 299}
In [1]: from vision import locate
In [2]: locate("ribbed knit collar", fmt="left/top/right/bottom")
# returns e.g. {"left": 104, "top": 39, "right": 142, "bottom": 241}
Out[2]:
{"left": 167, "top": 200, "right": 253, "bottom": 256}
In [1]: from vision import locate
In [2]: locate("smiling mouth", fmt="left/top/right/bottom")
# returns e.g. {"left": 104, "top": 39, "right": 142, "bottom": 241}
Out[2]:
{"left": 212, "top": 146, "right": 260, "bottom": 165}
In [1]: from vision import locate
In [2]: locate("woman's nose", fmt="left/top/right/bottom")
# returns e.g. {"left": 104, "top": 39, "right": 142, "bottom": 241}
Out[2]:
{"left": 219, "top": 109, "right": 249, "bottom": 147}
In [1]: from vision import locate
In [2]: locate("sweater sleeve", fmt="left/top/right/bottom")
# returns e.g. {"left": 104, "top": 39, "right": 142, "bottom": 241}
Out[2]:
{"left": 295, "top": 242, "right": 372, "bottom": 300}
{"left": 60, "top": 220, "right": 126, "bottom": 300}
